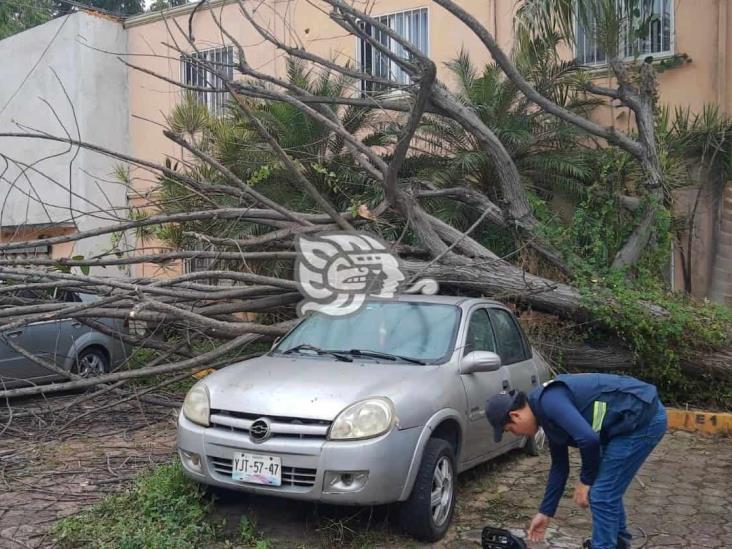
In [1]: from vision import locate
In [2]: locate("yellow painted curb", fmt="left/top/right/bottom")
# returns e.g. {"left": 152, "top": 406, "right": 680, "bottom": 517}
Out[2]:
{"left": 666, "top": 408, "right": 732, "bottom": 436}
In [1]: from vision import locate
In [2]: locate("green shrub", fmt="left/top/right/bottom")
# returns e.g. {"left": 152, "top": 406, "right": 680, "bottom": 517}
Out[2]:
{"left": 53, "top": 460, "right": 216, "bottom": 549}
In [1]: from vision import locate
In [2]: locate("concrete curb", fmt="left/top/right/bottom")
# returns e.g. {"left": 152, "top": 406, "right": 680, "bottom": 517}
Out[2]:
{"left": 666, "top": 408, "right": 732, "bottom": 435}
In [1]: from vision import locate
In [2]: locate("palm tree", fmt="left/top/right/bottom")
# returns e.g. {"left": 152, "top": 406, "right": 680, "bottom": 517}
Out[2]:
{"left": 153, "top": 59, "right": 384, "bottom": 277}
{"left": 414, "top": 37, "right": 599, "bottom": 257}
{"left": 424, "top": 37, "right": 599, "bottom": 201}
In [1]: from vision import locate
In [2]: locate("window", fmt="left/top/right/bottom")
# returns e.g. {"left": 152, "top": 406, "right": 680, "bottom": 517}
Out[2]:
{"left": 489, "top": 309, "right": 527, "bottom": 365}
{"left": 358, "top": 8, "right": 428, "bottom": 93}
{"left": 276, "top": 302, "right": 460, "bottom": 363}
{"left": 54, "top": 289, "right": 82, "bottom": 303}
{"left": 576, "top": 0, "right": 673, "bottom": 65}
{"left": 464, "top": 309, "right": 497, "bottom": 355}
{"left": 182, "top": 240, "right": 234, "bottom": 287}
{"left": 181, "top": 46, "right": 235, "bottom": 116}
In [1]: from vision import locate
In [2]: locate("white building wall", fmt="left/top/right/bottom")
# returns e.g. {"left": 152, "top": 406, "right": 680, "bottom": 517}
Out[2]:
{"left": 0, "top": 12, "right": 130, "bottom": 272}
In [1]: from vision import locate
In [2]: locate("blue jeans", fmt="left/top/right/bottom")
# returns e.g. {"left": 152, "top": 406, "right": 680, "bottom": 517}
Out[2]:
{"left": 589, "top": 404, "right": 667, "bottom": 549}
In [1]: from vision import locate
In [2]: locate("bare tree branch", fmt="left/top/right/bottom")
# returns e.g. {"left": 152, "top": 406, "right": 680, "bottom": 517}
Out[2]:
{"left": 432, "top": 0, "right": 644, "bottom": 158}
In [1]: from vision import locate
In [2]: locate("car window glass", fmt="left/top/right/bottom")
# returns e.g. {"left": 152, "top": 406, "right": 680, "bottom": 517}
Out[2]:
{"left": 464, "top": 309, "right": 496, "bottom": 355}
{"left": 489, "top": 309, "right": 526, "bottom": 365}
{"left": 15, "top": 288, "right": 52, "bottom": 301}
{"left": 276, "top": 302, "right": 460, "bottom": 363}
{"left": 56, "top": 289, "right": 81, "bottom": 303}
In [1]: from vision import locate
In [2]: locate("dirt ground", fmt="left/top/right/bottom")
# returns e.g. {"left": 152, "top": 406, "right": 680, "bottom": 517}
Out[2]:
{"left": 1, "top": 396, "right": 730, "bottom": 548}
{"left": 0, "top": 394, "right": 177, "bottom": 549}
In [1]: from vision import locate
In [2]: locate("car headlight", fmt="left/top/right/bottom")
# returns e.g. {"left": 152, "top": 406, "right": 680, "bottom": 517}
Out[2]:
{"left": 329, "top": 398, "right": 395, "bottom": 440}
{"left": 182, "top": 382, "right": 210, "bottom": 427}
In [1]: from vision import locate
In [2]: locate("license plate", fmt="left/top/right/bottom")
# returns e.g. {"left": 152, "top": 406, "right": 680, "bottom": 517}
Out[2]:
{"left": 231, "top": 452, "right": 281, "bottom": 486}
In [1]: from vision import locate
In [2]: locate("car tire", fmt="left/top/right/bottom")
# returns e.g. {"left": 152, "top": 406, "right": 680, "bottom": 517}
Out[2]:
{"left": 399, "top": 438, "right": 456, "bottom": 542}
{"left": 73, "top": 347, "right": 109, "bottom": 377}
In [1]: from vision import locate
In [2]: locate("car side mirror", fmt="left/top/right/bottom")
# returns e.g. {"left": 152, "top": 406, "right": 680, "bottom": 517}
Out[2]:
{"left": 460, "top": 351, "right": 502, "bottom": 374}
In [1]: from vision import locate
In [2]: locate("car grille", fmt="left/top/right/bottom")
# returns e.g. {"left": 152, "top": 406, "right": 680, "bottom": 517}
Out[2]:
{"left": 209, "top": 456, "right": 317, "bottom": 487}
{"left": 209, "top": 409, "right": 331, "bottom": 440}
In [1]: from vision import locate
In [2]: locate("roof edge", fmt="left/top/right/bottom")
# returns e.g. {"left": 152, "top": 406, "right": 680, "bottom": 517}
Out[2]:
{"left": 124, "top": 0, "right": 237, "bottom": 29}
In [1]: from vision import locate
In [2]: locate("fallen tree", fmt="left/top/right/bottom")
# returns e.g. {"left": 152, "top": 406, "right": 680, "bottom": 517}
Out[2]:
{"left": 0, "top": 0, "right": 730, "bottom": 412}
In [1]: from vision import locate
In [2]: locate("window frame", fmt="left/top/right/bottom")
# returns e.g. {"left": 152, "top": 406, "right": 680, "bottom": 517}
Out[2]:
{"left": 356, "top": 6, "right": 430, "bottom": 93}
{"left": 180, "top": 45, "right": 236, "bottom": 117}
{"left": 487, "top": 307, "right": 531, "bottom": 366}
{"left": 462, "top": 307, "right": 499, "bottom": 358}
{"left": 574, "top": 0, "right": 675, "bottom": 67}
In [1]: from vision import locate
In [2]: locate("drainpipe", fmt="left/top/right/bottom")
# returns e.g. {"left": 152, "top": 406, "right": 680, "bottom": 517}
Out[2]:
{"left": 707, "top": 1, "right": 730, "bottom": 302}
{"left": 493, "top": 0, "right": 498, "bottom": 43}
{"left": 719, "top": 0, "right": 728, "bottom": 113}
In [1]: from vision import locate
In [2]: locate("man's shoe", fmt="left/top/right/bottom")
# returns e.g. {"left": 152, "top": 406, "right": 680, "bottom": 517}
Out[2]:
{"left": 582, "top": 540, "right": 592, "bottom": 549}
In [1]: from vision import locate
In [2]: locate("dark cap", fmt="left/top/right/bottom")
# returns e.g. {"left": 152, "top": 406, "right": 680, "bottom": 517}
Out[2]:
{"left": 485, "top": 390, "right": 519, "bottom": 443}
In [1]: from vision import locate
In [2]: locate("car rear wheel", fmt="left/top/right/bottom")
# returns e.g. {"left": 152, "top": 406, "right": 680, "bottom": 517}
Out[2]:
{"left": 399, "top": 438, "right": 456, "bottom": 542}
{"left": 74, "top": 347, "right": 109, "bottom": 377}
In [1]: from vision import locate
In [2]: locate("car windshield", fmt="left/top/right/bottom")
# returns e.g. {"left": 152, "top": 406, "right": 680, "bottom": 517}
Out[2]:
{"left": 274, "top": 302, "right": 460, "bottom": 364}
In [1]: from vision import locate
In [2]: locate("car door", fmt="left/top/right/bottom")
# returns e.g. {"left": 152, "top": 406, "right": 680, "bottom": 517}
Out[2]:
{"left": 0, "top": 323, "right": 60, "bottom": 386}
{"left": 458, "top": 307, "right": 511, "bottom": 462}
{"left": 489, "top": 308, "right": 539, "bottom": 393}
{"left": 49, "top": 289, "right": 91, "bottom": 368}
{"left": 0, "top": 289, "right": 88, "bottom": 387}
{"left": 489, "top": 307, "right": 540, "bottom": 445}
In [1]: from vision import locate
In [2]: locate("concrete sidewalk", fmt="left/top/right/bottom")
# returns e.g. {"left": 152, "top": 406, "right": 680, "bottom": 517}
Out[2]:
{"left": 448, "top": 430, "right": 732, "bottom": 548}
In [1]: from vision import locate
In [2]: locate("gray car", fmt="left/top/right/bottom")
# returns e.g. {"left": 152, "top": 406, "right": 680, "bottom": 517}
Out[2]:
{"left": 0, "top": 288, "right": 130, "bottom": 389}
{"left": 177, "top": 295, "right": 550, "bottom": 541}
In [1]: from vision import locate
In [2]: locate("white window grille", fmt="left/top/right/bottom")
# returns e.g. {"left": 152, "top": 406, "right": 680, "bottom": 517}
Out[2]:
{"left": 576, "top": 0, "right": 673, "bottom": 66}
{"left": 181, "top": 46, "right": 235, "bottom": 116}
{"left": 358, "top": 8, "right": 428, "bottom": 93}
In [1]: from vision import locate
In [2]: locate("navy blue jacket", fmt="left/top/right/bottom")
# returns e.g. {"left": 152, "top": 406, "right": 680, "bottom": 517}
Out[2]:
{"left": 527, "top": 373, "right": 659, "bottom": 516}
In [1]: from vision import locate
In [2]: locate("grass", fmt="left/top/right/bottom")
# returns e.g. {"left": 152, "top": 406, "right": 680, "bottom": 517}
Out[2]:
{"left": 51, "top": 459, "right": 297, "bottom": 549}
{"left": 51, "top": 457, "right": 420, "bottom": 549}
{"left": 237, "top": 516, "right": 273, "bottom": 549}
{"left": 53, "top": 460, "right": 218, "bottom": 549}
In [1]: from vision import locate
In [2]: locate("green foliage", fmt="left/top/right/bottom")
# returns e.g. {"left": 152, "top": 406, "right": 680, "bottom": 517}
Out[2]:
{"left": 148, "top": 0, "right": 188, "bottom": 11}
{"left": 166, "top": 92, "right": 211, "bottom": 137}
{"left": 0, "top": 0, "right": 53, "bottom": 40}
{"left": 657, "top": 104, "right": 732, "bottom": 177}
{"left": 129, "top": 208, "right": 155, "bottom": 241}
{"left": 548, "top": 104, "right": 732, "bottom": 278}
{"left": 239, "top": 516, "right": 272, "bottom": 548}
{"left": 53, "top": 460, "right": 217, "bottom": 549}
{"left": 415, "top": 38, "right": 601, "bottom": 259}
{"left": 424, "top": 40, "right": 596, "bottom": 203}
{"left": 561, "top": 148, "right": 641, "bottom": 275}
{"left": 579, "top": 277, "right": 732, "bottom": 408}
{"left": 516, "top": 0, "right": 666, "bottom": 61}
{"left": 53, "top": 0, "right": 144, "bottom": 16}
{"left": 156, "top": 58, "right": 383, "bottom": 280}
{"left": 535, "top": 107, "right": 732, "bottom": 407}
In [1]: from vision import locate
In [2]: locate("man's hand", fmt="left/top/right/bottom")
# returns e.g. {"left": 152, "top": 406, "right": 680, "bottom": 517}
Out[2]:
{"left": 527, "top": 513, "right": 550, "bottom": 542}
{"left": 574, "top": 482, "right": 590, "bottom": 508}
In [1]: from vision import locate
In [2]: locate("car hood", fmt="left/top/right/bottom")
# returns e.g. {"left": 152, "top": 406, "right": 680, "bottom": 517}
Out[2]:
{"left": 204, "top": 354, "right": 446, "bottom": 425}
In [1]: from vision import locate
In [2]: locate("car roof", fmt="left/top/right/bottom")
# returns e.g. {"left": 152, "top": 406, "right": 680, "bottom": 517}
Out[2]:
{"left": 367, "top": 294, "right": 505, "bottom": 308}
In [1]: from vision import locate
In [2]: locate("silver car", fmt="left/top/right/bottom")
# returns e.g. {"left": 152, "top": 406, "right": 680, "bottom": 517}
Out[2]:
{"left": 177, "top": 295, "right": 550, "bottom": 541}
{"left": 0, "top": 288, "right": 130, "bottom": 388}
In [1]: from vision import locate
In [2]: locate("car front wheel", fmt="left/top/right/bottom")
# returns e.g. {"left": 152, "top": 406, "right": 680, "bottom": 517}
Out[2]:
{"left": 74, "top": 347, "right": 109, "bottom": 377}
{"left": 399, "top": 438, "right": 456, "bottom": 542}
